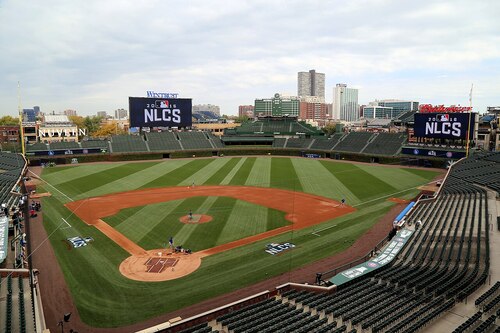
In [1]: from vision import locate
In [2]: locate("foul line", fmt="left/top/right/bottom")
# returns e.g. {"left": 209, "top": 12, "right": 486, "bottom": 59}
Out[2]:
{"left": 61, "top": 218, "right": 72, "bottom": 229}
{"left": 28, "top": 169, "right": 74, "bottom": 202}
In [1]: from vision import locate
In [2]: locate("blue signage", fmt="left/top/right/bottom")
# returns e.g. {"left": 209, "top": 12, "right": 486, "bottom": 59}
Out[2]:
{"left": 414, "top": 113, "right": 475, "bottom": 139}
{"left": 402, "top": 147, "right": 466, "bottom": 159}
{"left": 129, "top": 97, "right": 192, "bottom": 128}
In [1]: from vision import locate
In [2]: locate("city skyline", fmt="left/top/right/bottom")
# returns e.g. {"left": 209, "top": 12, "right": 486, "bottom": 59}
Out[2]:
{"left": 1, "top": 0, "right": 498, "bottom": 117}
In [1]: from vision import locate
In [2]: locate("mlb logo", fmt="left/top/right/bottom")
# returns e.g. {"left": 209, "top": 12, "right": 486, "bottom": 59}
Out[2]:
{"left": 155, "top": 100, "right": 169, "bottom": 108}
{"left": 437, "top": 114, "right": 449, "bottom": 122}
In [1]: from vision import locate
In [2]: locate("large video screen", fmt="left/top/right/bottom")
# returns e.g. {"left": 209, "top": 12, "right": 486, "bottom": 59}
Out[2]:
{"left": 414, "top": 113, "right": 475, "bottom": 140}
{"left": 129, "top": 97, "right": 192, "bottom": 128}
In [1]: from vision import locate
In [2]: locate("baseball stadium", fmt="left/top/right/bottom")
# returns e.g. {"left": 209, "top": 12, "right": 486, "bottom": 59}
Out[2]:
{"left": 0, "top": 104, "right": 499, "bottom": 333}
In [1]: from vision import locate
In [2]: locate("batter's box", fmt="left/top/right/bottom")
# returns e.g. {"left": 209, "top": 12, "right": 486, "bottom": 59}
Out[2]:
{"left": 145, "top": 257, "right": 179, "bottom": 273}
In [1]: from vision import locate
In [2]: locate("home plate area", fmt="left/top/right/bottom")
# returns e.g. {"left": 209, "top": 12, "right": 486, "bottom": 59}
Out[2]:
{"left": 145, "top": 257, "right": 178, "bottom": 273}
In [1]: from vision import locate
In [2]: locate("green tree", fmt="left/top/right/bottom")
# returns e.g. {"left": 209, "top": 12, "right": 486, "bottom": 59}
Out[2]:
{"left": 322, "top": 122, "right": 338, "bottom": 136}
{"left": 83, "top": 116, "right": 103, "bottom": 136}
{"left": 0, "top": 116, "right": 19, "bottom": 125}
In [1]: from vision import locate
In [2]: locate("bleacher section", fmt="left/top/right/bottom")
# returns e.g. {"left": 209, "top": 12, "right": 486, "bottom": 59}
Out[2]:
{"left": 285, "top": 138, "right": 314, "bottom": 149}
{"left": 334, "top": 132, "right": 374, "bottom": 153}
{"left": 110, "top": 135, "right": 149, "bottom": 153}
{"left": 362, "top": 133, "right": 407, "bottom": 155}
{"left": 48, "top": 141, "right": 80, "bottom": 150}
{"left": 145, "top": 132, "right": 182, "bottom": 151}
{"left": 25, "top": 143, "right": 48, "bottom": 152}
{"left": 0, "top": 153, "right": 25, "bottom": 211}
{"left": 177, "top": 132, "right": 213, "bottom": 150}
{"left": 0, "top": 274, "right": 37, "bottom": 333}
{"left": 309, "top": 133, "right": 344, "bottom": 150}
{"left": 207, "top": 133, "right": 224, "bottom": 149}
{"left": 80, "top": 139, "right": 109, "bottom": 149}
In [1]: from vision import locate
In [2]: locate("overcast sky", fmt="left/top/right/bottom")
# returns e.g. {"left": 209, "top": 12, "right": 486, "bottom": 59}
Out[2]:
{"left": 1, "top": 0, "right": 499, "bottom": 117}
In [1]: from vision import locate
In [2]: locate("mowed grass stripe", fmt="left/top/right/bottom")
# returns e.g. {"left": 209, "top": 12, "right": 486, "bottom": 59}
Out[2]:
{"left": 54, "top": 162, "right": 161, "bottom": 200}
{"left": 291, "top": 159, "right": 353, "bottom": 201}
{"left": 204, "top": 158, "right": 241, "bottom": 185}
{"left": 229, "top": 157, "right": 256, "bottom": 185}
{"left": 137, "top": 197, "right": 207, "bottom": 250}
{"left": 109, "top": 201, "right": 184, "bottom": 245}
{"left": 76, "top": 160, "right": 191, "bottom": 199}
{"left": 245, "top": 157, "right": 271, "bottom": 187}
{"left": 216, "top": 201, "right": 269, "bottom": 245}
{"left": 178, "top": 158, "right": 229, "bottom": 187}
{"left": 174, "top": 197, "right": 219, "bottom": 246}
{"left": 141, "top": 159, "right": 214, "bottom": 188}
{"left": 356, "top": 164, "right": 438, "bottom": 191}
{"left": 318, "top": 161, "right": 361, "bottom": 204}
{"left": 184, "top": 197, "right": 236, "bottom": 251}
{"left": 270, "top": 157, "right": 303, "bottom": 191}
{"left": 220, "top": 157, "right": 247, "bottom": 185}
{"left": 401, "top": 167, "right": 443, "bottom": 179}
{"left": 42, "top": 163, "right": 120, "bottom": 186}
{"left": 330, "top": 164, "right": 397, "bottom": 200}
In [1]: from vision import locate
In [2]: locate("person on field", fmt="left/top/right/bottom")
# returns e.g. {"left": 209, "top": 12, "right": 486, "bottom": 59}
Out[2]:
{"left": 189, "top": 210, "right": 193, "bottom": 220}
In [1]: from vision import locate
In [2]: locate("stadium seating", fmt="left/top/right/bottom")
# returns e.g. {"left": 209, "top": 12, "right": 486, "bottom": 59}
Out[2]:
{"left": 145, "top": 132, "right": 182, "bottom": 151}
{"left": 285, "top": 138, "right": 314, "bottom": 149}
{"left": 177, "top": 132, "right": 213, "bottom": 150}
{"left": 80, "top": 139, "right": 110, "bottom": 149}
{"left": 25, "top": 143, "right": 49, "bottom": 152}
{"left": 309, "top": 133, "right": 344, "bottom": 150}
{"left": 110, "top": 135, "right": 148, "bottom": 153}
{"left": 333, "top": 132, "right": 375, "bottom": 153}
{"left": 362, "top": 132, "right": 407, "bottom": 155}
{"left": 0, "top": 274, "right": 36, "bottom": 333}
{"left": 48, "top": 141, "right": 80, "bottom": 150}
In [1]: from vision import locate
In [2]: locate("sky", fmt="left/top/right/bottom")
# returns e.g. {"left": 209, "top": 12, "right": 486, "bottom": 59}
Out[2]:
{"left": 0, "top": 0, "right": 499, "bottom": 117}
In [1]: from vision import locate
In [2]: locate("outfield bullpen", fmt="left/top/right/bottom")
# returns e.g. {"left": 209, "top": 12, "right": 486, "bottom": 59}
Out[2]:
{"left": 37, "top": 157, "right": 441, "bottom": 328}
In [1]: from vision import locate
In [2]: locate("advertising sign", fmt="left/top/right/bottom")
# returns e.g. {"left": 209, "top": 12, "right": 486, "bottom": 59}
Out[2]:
{"left": 329, "top": 229, "right": 413, "bottom": 286}
{"left": 414, "top": 113, "right": 475, "bottom": 139}
{"left": 129, "top": 97, "right": 192, "bottom": 128}
{"left": 401, "top": 147, "right": 467, "bottom": 159}
{"left": 419, "top": 104, "right": 472, "bottom": 113}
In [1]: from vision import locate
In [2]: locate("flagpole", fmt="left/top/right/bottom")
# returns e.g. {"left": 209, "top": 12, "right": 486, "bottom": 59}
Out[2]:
{"left": 18, "top": 81, "right": 26, "bottom": 157}
{"left": 465, "top": 83, "right": 473, "bottom": 158}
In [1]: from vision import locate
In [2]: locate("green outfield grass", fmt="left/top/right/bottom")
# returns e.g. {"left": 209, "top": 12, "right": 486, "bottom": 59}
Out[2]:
{"left": 39, "top": 157, "right": 441, "bottom": 327}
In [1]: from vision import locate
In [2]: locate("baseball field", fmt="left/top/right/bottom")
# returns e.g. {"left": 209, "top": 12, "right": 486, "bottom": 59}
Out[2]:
{"left": 36, "top": 156, "right": 441, "bottom": 328}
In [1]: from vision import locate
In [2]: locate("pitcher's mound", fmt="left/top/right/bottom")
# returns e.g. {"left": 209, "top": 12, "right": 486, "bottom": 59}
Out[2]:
{"left": 179, "top": 214, "right": 212, "bottom": 224}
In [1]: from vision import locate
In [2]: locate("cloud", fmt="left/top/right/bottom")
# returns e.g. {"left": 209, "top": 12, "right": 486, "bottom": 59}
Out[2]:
{"left": 0, "top": 0, "right": 498, "bottom": 115}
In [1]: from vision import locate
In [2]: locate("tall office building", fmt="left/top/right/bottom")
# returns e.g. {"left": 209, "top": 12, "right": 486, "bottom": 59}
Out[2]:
{"left": 298, "top": 70, "right": 325, "bottom": 102}
{"left": 333, "top": 84, "right": 359, "bottom": 122}
{"left": 376, "top": 100, "right": 419, "bottom": 118}
{"left": 64, "top": 109, "right": 77, "bottom": 117}
{"left": 114, "top": 108, "right": 128, "bottom": 120}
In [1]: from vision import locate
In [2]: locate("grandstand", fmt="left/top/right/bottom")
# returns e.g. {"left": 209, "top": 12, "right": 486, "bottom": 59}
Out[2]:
{"left": 161, "top": 152, "right": 499, "bottom": 333}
